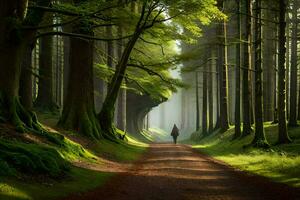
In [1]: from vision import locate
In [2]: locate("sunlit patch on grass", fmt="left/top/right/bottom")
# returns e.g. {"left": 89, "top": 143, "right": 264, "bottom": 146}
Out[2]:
{"left": 191, "top": 122, "right": 300, "bottom": 187}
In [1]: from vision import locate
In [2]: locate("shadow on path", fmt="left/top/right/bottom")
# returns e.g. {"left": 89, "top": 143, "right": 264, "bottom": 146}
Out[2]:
{"left": 63, "top": 143, "right": 300, "bottom": 200}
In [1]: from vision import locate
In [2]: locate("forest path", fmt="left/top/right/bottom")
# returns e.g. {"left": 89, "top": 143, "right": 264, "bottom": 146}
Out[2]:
{"left": 63, "top": 143, "right": 300, "bottom": 200}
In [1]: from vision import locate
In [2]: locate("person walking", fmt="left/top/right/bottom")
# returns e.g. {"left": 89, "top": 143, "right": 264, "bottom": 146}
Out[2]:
{"left": 171, "top": 124, "right": 179, "bottom": 144}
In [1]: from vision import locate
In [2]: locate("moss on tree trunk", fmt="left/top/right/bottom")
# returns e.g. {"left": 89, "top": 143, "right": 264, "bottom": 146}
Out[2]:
{"left": 58, "top": 24, "right": 101, "bottom": 139}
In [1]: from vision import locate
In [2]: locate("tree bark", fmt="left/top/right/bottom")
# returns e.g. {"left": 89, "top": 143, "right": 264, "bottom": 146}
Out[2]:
{"left": 234, "top": 0, "right": 241, "bottom": 139}
{"left": 252, "top": 0, "right": 268, "bottom": 147}
{"left": 195, "top": 72, "right": 200, "bottom": 132}
{"left": 277, "top": 0, "right": 292, "bottom": 144}
{"left": 58, "top": 22, "right": 101, "bottom": 139}
{"left": 216, "top": 0, "right": 229, "bottom": 132}
{"left": 98, "top": 29, "right": 142, "bottom": 139}
{"left": 0, "top": 0, "right": 50, "bottom": 132}
{"left": 20, "top": 44, "right": 34, "bottom": 110}
{"left": 208, "top": 51, "right": 214, "bottom": 133}
{"left": 242, "top": 0, "right": 252, "bottom": 136}
{"left": 202, "top": 59, "right": 208, "bottom": 136}
{"left": 35, "top": 33, "right": 57, "bottom": 111}
{"left": 262, "top": 0, "right": 276, "bottom": 122}
{"left": 116, "top": 23, "right": 127, "bottom": 131}
{"left": 288, "top": 0, "right": 298, "bottom": 126}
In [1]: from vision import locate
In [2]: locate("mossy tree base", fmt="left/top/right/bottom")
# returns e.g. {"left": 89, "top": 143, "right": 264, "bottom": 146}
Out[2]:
{"left": 251, "top": 139, "right": 270, "bottom": 149}
{"left": 58, "top": 105, "right": 102, "bottom": 140}
{"left": 0, "top": 91, "right": 42, "bottom": 133}
{"left": 98, "top": 106, "right": 120, "bottom": 142}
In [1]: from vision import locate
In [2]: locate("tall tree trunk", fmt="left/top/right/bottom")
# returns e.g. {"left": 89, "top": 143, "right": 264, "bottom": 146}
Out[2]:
{"left": 195, "top": 72, "right": 200, "bottom": 132}
{"left": 35, "top": 33, "right": 57, "bottom": 111}
{"left": 20, "top": 44, "right": 34, "bottom": 110}
{"left": 0, "top": 0, "right": 50, "bottom": 131}
{"left": 273, "top": 20, "right": 279, "bottom": 124}
{"left": 202, "top": 59, "right": 208, "bottom": 135}
{"left": 116, "top": 22, "right": 127, "bottom": 132}
{"left": 58, "top": 23, "right": 101, "bottom": 139}
{"left": 217, "top": 0, "right": 229, "bottom": 132}
{"left": 252, "top": 0, "right": 268, "bottom": 146}
{"left": 277, "top": 0, "right": 292, "bottom": 144}
{"left": 262, "top": 0, "right": 276, "bottom": 122}
{"left": 98, "top": 28, "right": 142, "bottom": 139}
{"left": 285, "top": 14, "right": 290, "bottom": 119}
{"left": 234, "top": 0, "right": 241, "bottom": 139}
{"left": 208, "top": 51, "right": 214, "bottom": 133}
{"left": 242, "top": 0, "right": 252, "bottom": 136}
{"left": 289, "top": 0, "right": 298, "bottom": 126}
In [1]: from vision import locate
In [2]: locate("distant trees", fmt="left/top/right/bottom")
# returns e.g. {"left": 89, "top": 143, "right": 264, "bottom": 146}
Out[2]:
{"left": 181, "top": 0, "right": 298, "bottom": 146}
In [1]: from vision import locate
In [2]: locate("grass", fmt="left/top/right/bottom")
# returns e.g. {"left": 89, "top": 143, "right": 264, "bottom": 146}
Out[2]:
{"left": 0, "top": 112, "right": 148, "bottom": 200}
{"left": 190, "top": 122, "right": 300, "bottom": 187}
{"left": 0, "top": 167, "right": 113, "bottom": 200}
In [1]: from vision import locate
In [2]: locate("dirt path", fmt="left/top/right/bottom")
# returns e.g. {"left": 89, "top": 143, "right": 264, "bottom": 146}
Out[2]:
{"left": 64, "top": 143, "right": 300, "bottom": 200}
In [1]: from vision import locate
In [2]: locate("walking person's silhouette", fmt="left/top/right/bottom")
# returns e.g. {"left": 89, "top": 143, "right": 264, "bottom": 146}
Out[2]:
{"left": 171, "top": 124, "right": 179, "bottom": 144}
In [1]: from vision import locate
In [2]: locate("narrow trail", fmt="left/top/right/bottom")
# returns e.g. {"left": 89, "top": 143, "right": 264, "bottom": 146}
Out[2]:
{"left": 64, "top": 143, "right": 300, "bottom": 200}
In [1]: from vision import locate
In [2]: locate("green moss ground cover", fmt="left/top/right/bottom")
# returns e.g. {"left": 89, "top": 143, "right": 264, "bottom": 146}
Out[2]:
{"left": 0, "top": 112, "right": 148, "bottom": 200}
{"left": 189, "top": 122, "right": 300, "bottom": 187}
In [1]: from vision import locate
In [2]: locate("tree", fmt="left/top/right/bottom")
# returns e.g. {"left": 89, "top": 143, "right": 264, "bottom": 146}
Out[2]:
{"left": 252, "top": 0, "right": 268, "bottom": 147}
{"left": 34, "top": 21, "right": 57, "bottom": 111}
{"left": 234, "top": 0, "right": 241, "bottom": 139}
{"left": 289, "top": 0, "right": 298, "bottom": 126}
{"left": 217, "top": 0, "right": 229, "bottom": 132}
{"left": 196, "top": 72, "right": 200, "bottom": 131}
{"left": 0, "top": 0, "right": 51, "bottom": 132}
{"left": 98, "top": 0, "right": 224, "bottom": 139}
{"left": 242, "top": 0, "right": 252, "bottom": 136}
{"left": 277, "top": 0, "right": 292, "bottom": 144}
{"left": 58, "top": 19, "right": 101, "bottom": 139}
{"left": 208, "top": 51, "right": 214, "bottom": 133}
{"left": 19, "top": 43, "right": 35, "bottom": 110}
{"left": 202, "top": 58, "right": 208, "bottom": 135}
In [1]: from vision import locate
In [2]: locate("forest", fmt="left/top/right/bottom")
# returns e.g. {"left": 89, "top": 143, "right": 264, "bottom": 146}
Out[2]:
{"left": 1, "top": 0, "right": 300, "bottom": 199}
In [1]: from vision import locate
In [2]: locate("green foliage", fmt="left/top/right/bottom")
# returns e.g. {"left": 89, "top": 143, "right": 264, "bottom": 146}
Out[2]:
{"left": 191, "top": 123, "right": 300, "bottom": 187}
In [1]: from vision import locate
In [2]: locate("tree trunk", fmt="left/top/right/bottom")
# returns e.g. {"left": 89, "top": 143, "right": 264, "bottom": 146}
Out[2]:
{"left": 98, "top": 29, "right": 142, "bottom": 139}
{"left": 234, "top": 0, "right": 241, "bottom": 139}
{"left": 252, "top": 0, "right": 268, "bottom": 147}
{"left": 277, "top": 0, "right": 292, "bottom": 144}
{"left": 202, "top": 59, "right": 208, "bottom": 135}
{"left": 196, "top": 72, "right": 200, "bottom": 132}
{"left": 58, "top": 23, "right": 101, "bottom": 139}
{"left": 116, "top": 24, "right": 127, "bottom": 131}
{"left": 273, "top": 20, "right": 279, "bottom": 124}
{"left": 242, "top": 0, "right": 252, "bottom": 136}
{"left": 0, "top": 0, "right": 50, "bottom": 132}
{"left": 20, "top": 44, "right": 34, "bottom": 110}
{"left": 285, "top": 13, "right": 290, "bottom": 119}
{"left": 216, "top": 0, "right": 229, "bottom": 132}
{"left": 288, "top": 0, "right": 298, "bottom": 126}
{"left": 262, "top": 0, "right": 276, "bottom": 122}
{"left": 208, "top": 51, "right": 214, "bottom": 133}
{"left": 35, "top": 33, "right": 57, "bottom": 111}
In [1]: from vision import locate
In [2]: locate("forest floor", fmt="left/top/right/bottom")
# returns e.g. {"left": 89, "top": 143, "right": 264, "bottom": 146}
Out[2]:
{"left": 62, "top": 143, "right": 300, "bottom": 200}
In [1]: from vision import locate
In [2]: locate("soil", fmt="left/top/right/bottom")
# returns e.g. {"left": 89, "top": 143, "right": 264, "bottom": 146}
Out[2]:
{"left": 63, "top": 143, "right": 300, "bottom": 200}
